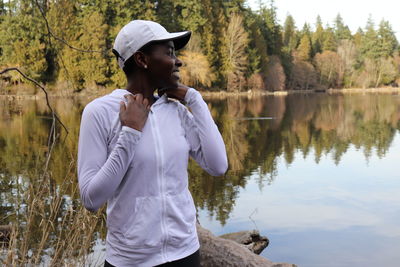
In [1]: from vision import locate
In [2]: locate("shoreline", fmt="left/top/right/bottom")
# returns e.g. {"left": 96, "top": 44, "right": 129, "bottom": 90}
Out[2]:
{"left": 1, "top": 87, "right": 399, "bottom": 100}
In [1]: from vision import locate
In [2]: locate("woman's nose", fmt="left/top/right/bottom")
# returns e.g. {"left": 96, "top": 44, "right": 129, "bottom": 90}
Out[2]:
{"left": 175, "top": 57, "right": 183, "bottom": 67}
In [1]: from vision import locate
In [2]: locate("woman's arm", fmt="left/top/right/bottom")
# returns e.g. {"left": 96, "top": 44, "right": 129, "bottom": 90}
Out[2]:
{"left": 77, "top": 94, "right": 149, "bottom": 212}
{"left": 180, "top": 88, "right": 228, "bottom": 176}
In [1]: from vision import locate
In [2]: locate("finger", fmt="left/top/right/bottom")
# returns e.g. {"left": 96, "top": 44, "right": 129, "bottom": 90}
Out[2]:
{"left": 135, "top": 93, "right": 143, "bottom": 103}
{"left": 143, "top": 98, "right": 149, "bottom": 108}
{"left": 124, "top": 94, "right": 134, "bottom": 103}
{"left": 119, "top": 101, "right": 126, "bottom": 112}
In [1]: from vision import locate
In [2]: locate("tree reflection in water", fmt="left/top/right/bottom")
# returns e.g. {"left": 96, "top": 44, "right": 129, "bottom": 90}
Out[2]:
{"left": 0, "top": 93, "right": 399, "bottom": 262}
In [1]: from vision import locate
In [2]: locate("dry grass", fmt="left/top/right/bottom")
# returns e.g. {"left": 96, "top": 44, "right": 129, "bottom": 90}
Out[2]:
{"left": 1, "top": 165, "right": 105, "bottom": 266}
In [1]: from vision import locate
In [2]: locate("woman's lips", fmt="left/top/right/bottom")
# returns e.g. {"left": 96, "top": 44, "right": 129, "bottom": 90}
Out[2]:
{"left": 172, "top": 71, "right": 180, "bottom": 79}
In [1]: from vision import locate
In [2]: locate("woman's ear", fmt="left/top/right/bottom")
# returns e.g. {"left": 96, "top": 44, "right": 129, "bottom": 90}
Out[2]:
{"left": 133, "top": 52, "right": 148, "bottom": 69}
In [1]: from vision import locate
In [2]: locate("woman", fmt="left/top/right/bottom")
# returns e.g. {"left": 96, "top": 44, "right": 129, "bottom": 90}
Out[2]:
{"left": 77, "top": 20, "right": 228, "bottom": 267}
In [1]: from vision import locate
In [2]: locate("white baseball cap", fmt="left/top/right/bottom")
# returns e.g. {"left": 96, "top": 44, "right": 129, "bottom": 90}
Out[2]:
{"left": 113, "top": 20, "right": 191, "bottom": 69}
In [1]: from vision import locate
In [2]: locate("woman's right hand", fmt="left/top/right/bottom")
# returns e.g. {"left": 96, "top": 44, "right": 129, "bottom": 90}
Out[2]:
{"left": 119, "top": 94, "right": 150, "bottom": 131}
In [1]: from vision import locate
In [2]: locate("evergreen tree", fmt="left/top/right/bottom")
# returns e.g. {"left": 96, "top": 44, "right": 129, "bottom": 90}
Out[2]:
{"left": 173, "top": 0, "right": 207, "bottom": 33}
{"left": 360, "top": 16, "right": 380, "bottom": 59}
{"left": 61, "top": 1, "right": 109, "bottom": 90}
{"left": 246, "top": 10, "right": 268, "bottom": 78}
{"left": 312, "top": 15, "right": 324, "bottom": 54}
{"left": 259, "top": 2, "right": 282, "bottom": 55}
{"left": 333, "top": 14, "right": 352, "bottom": 40}
{"left": 300, "top": 23, "right": 312, "bottom": 39}
{"left": 283, "top": 14, "right": 297, "bottom": 52}
{"left": 323, "top": 27, "right": 337, "bottom": 52}
{"left": 46, "top": 0, "right": 79, "bottom": 83}
{"left": 377, "top": 20, "right": 398, "bottom": 58}
{"left": 200, "top": 0, "right": 227, "bottom": 86}
{"left": 0, "top": 0, "right": 47, "bottom": 82}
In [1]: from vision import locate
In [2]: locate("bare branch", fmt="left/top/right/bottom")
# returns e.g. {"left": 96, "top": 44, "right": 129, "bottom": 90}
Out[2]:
{"left": 0, "top": 67, "right": 69, "bottom": 134}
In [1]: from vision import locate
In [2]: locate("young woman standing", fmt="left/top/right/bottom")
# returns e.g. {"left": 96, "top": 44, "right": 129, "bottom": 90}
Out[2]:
{"left": 77, "top": 20, "right": 228, "bottom": 266}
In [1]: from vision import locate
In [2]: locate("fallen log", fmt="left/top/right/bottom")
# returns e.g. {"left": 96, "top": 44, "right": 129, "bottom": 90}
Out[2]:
{"left": 219, "top": 229, "right": 269, "bottom": 255}
{"left": 197, "top": 224, "right": 296, "bottom": 267}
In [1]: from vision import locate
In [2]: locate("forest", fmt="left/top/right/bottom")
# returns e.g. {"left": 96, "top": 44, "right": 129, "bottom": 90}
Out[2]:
{"left": 0, "top": 0, "right": 399, "bottom": 93}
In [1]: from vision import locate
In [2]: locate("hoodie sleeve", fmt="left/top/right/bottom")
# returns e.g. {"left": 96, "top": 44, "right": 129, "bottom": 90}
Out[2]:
{"left": 77, "top": 103, "right": 141, "bottom": 212}
{"left": 179, "top": 88, "right": 228, "bottom": 176}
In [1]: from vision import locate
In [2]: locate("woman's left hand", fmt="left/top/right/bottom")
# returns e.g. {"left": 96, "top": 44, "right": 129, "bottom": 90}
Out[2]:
{"left": 158, "top": 83, "right": 189, "bottom": 102}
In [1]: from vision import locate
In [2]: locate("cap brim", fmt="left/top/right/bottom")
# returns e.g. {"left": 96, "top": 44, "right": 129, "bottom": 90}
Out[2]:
{"left": 153, "top": 31, "right": 192, "bottom": 51}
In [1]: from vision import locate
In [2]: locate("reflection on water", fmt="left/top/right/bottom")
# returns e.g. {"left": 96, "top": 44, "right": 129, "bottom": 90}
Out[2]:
{"left": 1, "top": 93, "right": 399, "bottom": 266}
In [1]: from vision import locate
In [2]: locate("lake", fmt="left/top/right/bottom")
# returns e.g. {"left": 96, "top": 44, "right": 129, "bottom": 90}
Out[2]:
{"left": 1, "top": 92, "right": 399, "bottom": 266}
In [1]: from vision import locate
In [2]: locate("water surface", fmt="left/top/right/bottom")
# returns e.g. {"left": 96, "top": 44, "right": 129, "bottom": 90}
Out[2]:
{"left": 1, "top": 93, "right": 399, "bottom": 266}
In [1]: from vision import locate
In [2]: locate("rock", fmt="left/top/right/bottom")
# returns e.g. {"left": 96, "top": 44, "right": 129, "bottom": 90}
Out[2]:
{"left": 219, "top": 230, "right": 269, "bottom": 254}
{"left": 197, "top": 224, "right": 296, "bottom": 267}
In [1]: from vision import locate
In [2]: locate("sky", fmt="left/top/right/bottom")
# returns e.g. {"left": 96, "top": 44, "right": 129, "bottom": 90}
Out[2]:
{"left": 247, "top": 0, "right": 400, "bottom": 40}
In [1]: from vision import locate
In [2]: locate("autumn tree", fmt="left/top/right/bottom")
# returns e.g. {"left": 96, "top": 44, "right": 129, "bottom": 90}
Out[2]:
{"left": 180, "top": 34, "right": 215, "bottom": 87}
{"left": 264, "top": 55, "right": 286, "bottom": 91}
{"left": 297, "top": 34, "right": 312, "bottom": 61}
{"left": 314, "top": 51, "right": 342, "bottom": 88}
{"left": 289, "top": 53, "right": 317, "bottom": 90}
{"left": 222, "top": 13, "right": 249, "bottom": 91}
{"left": 337, "top": 40, "right": 358, "bottom": 87}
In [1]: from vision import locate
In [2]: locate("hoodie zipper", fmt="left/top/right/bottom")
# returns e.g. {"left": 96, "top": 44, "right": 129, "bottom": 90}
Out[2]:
{"left": 149, "top": 110, "right": 169, "bottom": 262}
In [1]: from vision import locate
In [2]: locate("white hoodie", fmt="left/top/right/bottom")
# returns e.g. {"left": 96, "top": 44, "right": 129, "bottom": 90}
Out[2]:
{"left": 77, "top": 88, "right": 228, "bottom": 266}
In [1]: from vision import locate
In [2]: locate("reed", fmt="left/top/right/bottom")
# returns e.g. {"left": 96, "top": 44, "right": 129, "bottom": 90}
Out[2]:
{"left": 1, "top": 163, "right": 105, "bottom": 266}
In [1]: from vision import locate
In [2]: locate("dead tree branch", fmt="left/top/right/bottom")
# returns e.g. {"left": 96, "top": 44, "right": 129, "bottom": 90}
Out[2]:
{"left": 0, "top": 67, "right": 69, "bottom": 135}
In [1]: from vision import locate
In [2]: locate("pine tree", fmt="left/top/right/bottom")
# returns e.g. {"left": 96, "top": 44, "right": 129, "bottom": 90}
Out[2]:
{"left": 0, "top": 0, "right": 47, "bottom": 82}
{"left": 259, "top": 2, "right": 282, "bottom": 55}
{"left": 283, "top": 14, "right": 297, "bottom": 52}
{"left": 173, "top": 0, "right": 207, "bottom": 32}
{"left": 47, "top": 0, "right": 79, "bottom": 83}
{"left": 312, "top": 16, "right": 324, "bottom": 54}
{"left": 333, "top": 14, "right": 352, "bottom": 40}
{"left": 246, "top": 11, "right": 268, "bottom": 78}
{"left": 300, "top": 23, "right": 312, "bottom": 38}
{"left": 323, "top": 27, "right": 337, "bottom": 52}
{"left": 60, "top": 1, "right": 109, "bottom": 90}
{"left": 360, "top": 16, "right": 380, "bottom": 59}
{"left": 200, "top": 0, "right": 228, "bottom": 87}
{"left": 377, "top": 20, "right": 398, "bottom": 58}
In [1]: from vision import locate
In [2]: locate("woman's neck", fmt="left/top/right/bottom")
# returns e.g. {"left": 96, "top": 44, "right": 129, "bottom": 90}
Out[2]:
{"left": 125, "top": 74, "right": 156, "bottom": 106}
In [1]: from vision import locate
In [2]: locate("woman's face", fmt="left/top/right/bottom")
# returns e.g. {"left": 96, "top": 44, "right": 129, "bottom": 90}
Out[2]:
{"left": 147, "top": 41, "right": 182, "bottom": 89}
